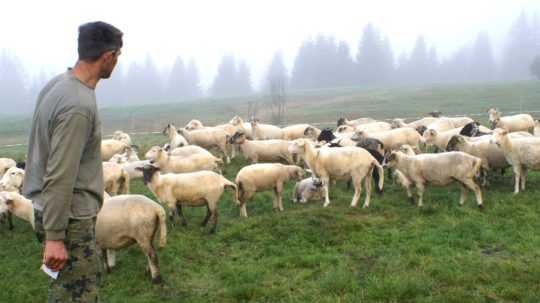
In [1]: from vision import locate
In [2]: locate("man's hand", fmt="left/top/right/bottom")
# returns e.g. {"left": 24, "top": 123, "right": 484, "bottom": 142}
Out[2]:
{"left": 43, "top": 240, "right": 68, "bottom": 271}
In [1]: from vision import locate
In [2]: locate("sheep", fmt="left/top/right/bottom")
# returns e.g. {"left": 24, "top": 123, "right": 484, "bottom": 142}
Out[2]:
{"left": 0, "top": 158, "right": 16, "bottom": 178}
{"left": 0, "top": 167, "right": 25, "bottom": 230}
{"left": 112, "top": 130, "right": 132, "bottom": 145}
{"left": 391, "top": 117, "right": 438, "bottom": 130}
{"left": 101, "top": 139, "right": 132, "bottom": 161}
{"left": 164, "top": 144, "right": 214, "bottom": 158}
{"left": 423, "top": 127, "right": 463, "bottom": 151}
{"left": 303, "top": 126, "right": 322, "bottom": 141}
{"left": 428, "top": 110, "right": 442, "bottom": 118}
{"left": 250, "top": 119, "right": 284, "bottom": 140}
{"left": 391, "top": 145, "right": 416, "bottom": 199}
{"left": 337, "top": 117, "right": 376, "bottom": 127}
{"left": 96, "top": 194, "right": 167, "bottom": 284}
{"left": 229, "top": 131, "right": 295, "bottom": 164}
{"left": 103, "top": 162, "right": 130, "bottom": 196}
{"left": 288, "top": 139, "right": 384, "bottom": 208}
{"left": 426, "top": 117, "right": 473, "bottom": 133}
{"left": 185, "top": 119, "right": 204, "bottom": 130}
{"left": 383, "top": 151, "right": 484, "bottom": 208}
{"left": 353, "top": 127, "right": 424, "bottom": 153}
{"left": 535, "top": 119, "right": 540, "bottom": 136}
{"left": 490, "top": 129, "right": 540, "bottom": 193}
{"left": 136, "top": 164, "right": 238, "bottom": 233}
{"left": 446, "top": 135, "right": 510, "bottom": 185}
{"left": 162, "top": 123, "right": 189, "bottom": 149}
{"left": 0, "top": 191, "right": 35, "bottom": 230}
{"left": 235, "top": 163, "right": 304, "bottom": 217}
{"left": 281, "top": 124, "right": 316, "bottom": 140}
{"left": 292, "top": 177, "right": 324, "bottom": 203}
{"left": 355, "top": 121, "right": 393, "bottom": 133}
{"left": 491, "top": 114, "right": 535, "bottom": 134}
{"left": 177, "top": 127, "right": 232, "bottom": 163}
{"left": 145, "top": 146, "right": 222, "bottom": 174}
{"left": 215, "top": 116, "right": 248, "bottom": 158}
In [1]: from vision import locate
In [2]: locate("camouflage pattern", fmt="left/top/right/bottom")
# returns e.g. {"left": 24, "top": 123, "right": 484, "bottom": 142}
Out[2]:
{"left": 34, "top": 209, "right": 102, "bottom": 303}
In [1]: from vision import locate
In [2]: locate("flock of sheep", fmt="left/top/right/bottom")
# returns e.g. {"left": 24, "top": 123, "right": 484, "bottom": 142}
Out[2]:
{"left": 0, "top": 108, "right": 539, "bottom": 284}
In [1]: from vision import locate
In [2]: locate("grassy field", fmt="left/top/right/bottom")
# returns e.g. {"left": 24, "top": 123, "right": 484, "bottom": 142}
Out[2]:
{"left": 1, "top": 81, "right": 540, "bottom": 302}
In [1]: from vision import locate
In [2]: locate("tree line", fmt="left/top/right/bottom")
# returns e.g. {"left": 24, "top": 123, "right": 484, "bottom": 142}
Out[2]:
{"left": 1, "top": 11, "right": 539, "bottom": 113}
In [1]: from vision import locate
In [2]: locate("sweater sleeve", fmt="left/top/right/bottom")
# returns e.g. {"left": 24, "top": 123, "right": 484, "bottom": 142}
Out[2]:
{"left": 42, "top": 113, "right": 91, "bottom": 240}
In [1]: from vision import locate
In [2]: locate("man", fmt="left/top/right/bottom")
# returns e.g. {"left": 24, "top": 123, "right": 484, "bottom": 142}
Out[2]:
{"left": 23, "top": 21, "right": 123, "bottom": 302}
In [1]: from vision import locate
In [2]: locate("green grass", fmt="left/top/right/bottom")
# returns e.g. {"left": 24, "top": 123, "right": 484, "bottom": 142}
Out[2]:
{"left": 1, "top": 81, "right": 540, "bottom": 302}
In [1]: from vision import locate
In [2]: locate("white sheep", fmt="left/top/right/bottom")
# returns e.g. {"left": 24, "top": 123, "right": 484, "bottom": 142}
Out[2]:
{"left": 384, "top": 151, "right": 484, "bottom": 208}
{"left": 490, "top": 112, "right": 535, "bottom": 134}
{"left": 0, "top": 191, "right": 34, "bottom": 230}
{"left": 337, "top": 117, "right": 376, "bottom": 127}
{"left": 0, "top": 167, "right": 24, "bottom": 193}
{"left": 164, "top": 144, "right": 214, "bottom": 158}
{"left": 112, "top": 130, "right": 132, "bottom": 145}
{"left": 535, "top": 119, "right": 540, "bottom": 136}
{"left": 354, "top": 121, "right": 393, "bottom": 133}
{"left": 103, "top": 162, "right": 130, "bottom": 196}
{"left": 354, "top": 127, "right": 424, "bottom": 153}
{"left": 145, "top": 146, "right": 222, "bottom": 174}
{"left": 292, "top": 177, "right": 324, "bottom": 203}
{"left": 229, "top": 131, "right": 295, "bottom": 164}
{"left": 0, "top": 158, "right": 16, "bottom": 178}
{"left": 101, "top": 139, "right": 132, "bottom": 161}
{"left": 303, "top": 126, "right": 322, "bottom": 141}
{"left": 250, "top": 119, "right": 284, "bottom": 140}
{"left": 423, "top": 127, "right": 463, "bottom": 151}
{"left": 137, "top": 165, "right": 238, "bottom": 233}
{"left": 96, "top": 194, "right": 167, "bottom": 284}
{"left": 391, "top": 117, "right": 438, "bottom": 129}
{"left": 162, "top": 123, "right": 189, "bottom": 149}
{"left": 235, "top": 163, "right": 304, "bottom": 217}
{"left": 177, "top": 127, "right": 232, "bottom": 163}
{"left": 288, "top": 139, "right": 384, "bottom": 208}
{"left": 490, "top": 129, "right": 540, "bottom": 193}
{"left": 281, "top": 124, "right": 315, "bottom": 140}
{"left": 185, "top": 119, "right": 204, "bottom": 130}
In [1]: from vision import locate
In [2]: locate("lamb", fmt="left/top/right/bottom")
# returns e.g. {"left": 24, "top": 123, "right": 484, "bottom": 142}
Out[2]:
{"left": 0, "top": 158, "right": 16, "bottom": 177}
{"left": 353, "top": 127, "right": 424, "bottom": 153}
{"left": 235, "top": 163, "right": 304, "bottom": 217}
{"left": 145, "top": 146, "right": 222, "bottom": 174}
{"left": 136, "top": 164, "right": 238, "bottom": 233}
{"left": 391, "top": 117, "right": 438, "bottom": 130}
{"left": 337, "top": 117, "right": 376, "bottom": 127}
{"left": 177, "top": 127, "right": 232, "bottom": 163}
{"left": 185, "top": 119, "right": 204, "bottom": 130}
{"left": 292, "top": 177, "right": 324, "bottom": 203}
{"left": 162, "top": 123, "right": 189, "bottom": 149}
{"left": 102, "top": 162, "right": 130, "bottom": 196}
{"left": 490, "top": 129, "right": 540, "bottom": 193}
{"left": 489, "top": 111, "right": 535, "bottom": 134}
{"left": 101, "top": 139, "right": 132, "bottom": 161}
{"left": 423, "top": 127, "right": 463, "bottom": 151}
{"left": 0, "top": 167, "right": 25, "bottom": 230}
{"left": 288, "top": 139, "right": 384, "bottom": 208}
{"left": 250, "top": 119, "right": 284, "bottom": 140}
{"left": 229, "top": 131, "right": 295, "bottom": 164}
{"left": 0, "top": 191, "right": 35, "bottom": 230}
{"left": 96, "top": 194, "right": 167, "bottom": 284}
{"left": 383, "top": 151, "right": 484, "bottom": 208}
{"left": 112, "top": 130, "right": 132, "bottom": 145}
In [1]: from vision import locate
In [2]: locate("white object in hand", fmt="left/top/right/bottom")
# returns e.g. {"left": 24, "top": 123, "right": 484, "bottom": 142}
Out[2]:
{"left": 41, "top": 264, "right": 59, "bottom": 280}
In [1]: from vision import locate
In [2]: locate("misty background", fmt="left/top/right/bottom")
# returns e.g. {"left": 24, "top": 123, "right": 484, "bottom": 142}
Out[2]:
{"left": 1, "top": 2, "right": 540, "bottom": 114}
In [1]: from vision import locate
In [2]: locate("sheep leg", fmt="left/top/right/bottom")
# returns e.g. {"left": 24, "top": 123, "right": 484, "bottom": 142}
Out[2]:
{"left": 209, "top": 207, "right": 218, "bottom": 234}
{"left": 322, "top": 177, "right": 331, "bottom": 207}
{"left": 462, "top": 178, "right": 484, "bottom": 208}
{"left": 106, "top": 249, "right": 116, "bottom": 269}
{"left": 274, "top": 183, "right": 284, "bottom": 211}
{"left": 513, "top": 165, "right": 521, "bottom": 194}
{"left": 140, "top": 242, "right": 162, "bottom": 284}
{"left": 350, "top": 177, "right": 362, "bottom": 208}
{"left": 177, "top": 205, "right": 188, "bottom": 226}
{"left": 201, "top": 205, "right": 211, "bottom": 227}
{"left": 363, "top": 173, "right": 372, "bottom": 208}
{"left": 416, "top": 183, "right": 425, "bottom": 207}
{"left": 459, "top": 184, "right": 468, "bottom": 206}
{"left": 239, "top": 191, "right": 252, "bottom": 217}
{"left": 521, "top": 166, "right": 527, "bottom": 191}
{"left": 7, "top": 212, "right": 13, "bottom": 230}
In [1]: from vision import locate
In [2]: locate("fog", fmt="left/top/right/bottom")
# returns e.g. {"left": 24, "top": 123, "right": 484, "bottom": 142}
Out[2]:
{"left": 1, "top": 0, "right": 540, "bottom": 113}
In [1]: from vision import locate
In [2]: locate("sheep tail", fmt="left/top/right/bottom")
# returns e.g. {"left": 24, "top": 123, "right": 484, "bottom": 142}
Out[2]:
{"left": 119, "top": 170, "right": 130, "bottom": 194}
{"left": 374, "top": 161, "right": 385, "bottom": 192}
{"left": 223, "top": 178, "right": 240, "bottom": 205}
{"left": 472, "top": 158, "right": 483, "bottom": 179}
{"left": 156, "top": 205, "right": 167, "bottom": 248}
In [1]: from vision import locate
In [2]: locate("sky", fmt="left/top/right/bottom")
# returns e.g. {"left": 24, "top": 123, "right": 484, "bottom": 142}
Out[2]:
{"left": 1, "top": 0, "right": 539, "bottom": 90}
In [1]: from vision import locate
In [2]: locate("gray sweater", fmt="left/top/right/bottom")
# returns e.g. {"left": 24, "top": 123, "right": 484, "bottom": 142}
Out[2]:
{"left": 23, "top": 69, "right": 104, "bottom": 241}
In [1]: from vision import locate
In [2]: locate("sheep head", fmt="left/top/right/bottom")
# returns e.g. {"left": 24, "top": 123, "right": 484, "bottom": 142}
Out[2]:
{"left": 135, "top": 164, "right": 161, "bottom": 185}
{"left": 446, "top": 135, "right": 465, "bottom": 152}
{"left": 145, "top": 146, "right": 163, "bottom": 162}
{"left": 288, "top": 139, "right": 307, "bottom": 155}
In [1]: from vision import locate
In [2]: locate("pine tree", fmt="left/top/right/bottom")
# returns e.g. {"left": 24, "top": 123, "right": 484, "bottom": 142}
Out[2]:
{"left": 236, "top": 60, "right": 253, "bottom": 95}
{"left": 185, "top": 58, "right": 202, "bottom": 99}
{"left": 167, "top": 56, "right": 188, "bottom": 100}
{"left": 264, "top": 51, "right": 289, "bottom": 92}
{"left": 408, "top": 36, "right": 429, "bottom": 83}
{"left": 502, "top": 11, "right": 536, "bottom": 80}
{"left": 211, "top": 54, "right": 238, "bottom": 97}
{"left": 469, "top": 32, "right": 496, "bottom": 82}
{"left": 0, "top": 50, "right": 28, "bottom": 112}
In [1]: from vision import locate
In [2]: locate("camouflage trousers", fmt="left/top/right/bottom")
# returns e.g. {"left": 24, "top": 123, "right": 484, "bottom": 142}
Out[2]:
{"left": 34, "top": 210, "right": 102, "bottom": 303}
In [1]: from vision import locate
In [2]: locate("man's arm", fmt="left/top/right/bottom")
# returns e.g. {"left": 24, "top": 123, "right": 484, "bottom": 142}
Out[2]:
{"left": 41, "top": 112, "right": 91, "bottom": 240}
